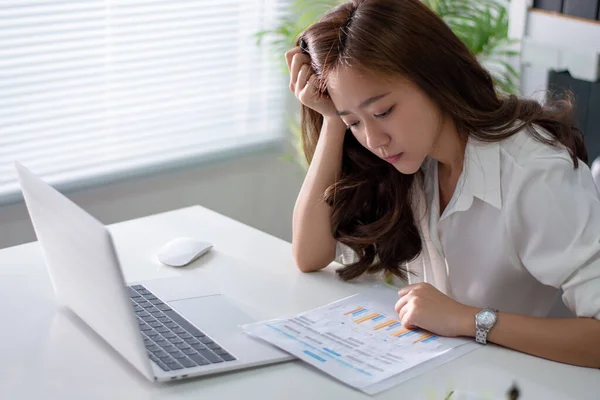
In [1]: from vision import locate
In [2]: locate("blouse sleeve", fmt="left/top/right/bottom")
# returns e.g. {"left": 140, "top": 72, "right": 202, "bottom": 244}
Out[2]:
{"left": 334, "top": 241, "right": 358, "bottom": 265}
{"left": 507, "top": 156, "right": 600, "bottom": 319}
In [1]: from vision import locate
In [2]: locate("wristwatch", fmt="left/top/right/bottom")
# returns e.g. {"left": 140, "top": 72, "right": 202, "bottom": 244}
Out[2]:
{"left": 475, "top": 308, "right": 498, "bottom": 345}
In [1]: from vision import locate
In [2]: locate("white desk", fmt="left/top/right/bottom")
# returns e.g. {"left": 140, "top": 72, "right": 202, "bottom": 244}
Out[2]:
{"left": 0, "top": 206, "right": 598, "bottom": 399}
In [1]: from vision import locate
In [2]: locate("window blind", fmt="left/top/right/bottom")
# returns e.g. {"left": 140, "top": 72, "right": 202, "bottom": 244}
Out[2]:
{"left": 0, "top": 0, "right": 289, "bottom": 205}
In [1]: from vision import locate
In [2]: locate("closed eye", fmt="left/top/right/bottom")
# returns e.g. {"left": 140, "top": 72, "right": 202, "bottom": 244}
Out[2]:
{"left": 375, "top": 105, "right": 394, "bottom": 118}
{"left": 346, "top": 105, "right": 394, "bottom": 129}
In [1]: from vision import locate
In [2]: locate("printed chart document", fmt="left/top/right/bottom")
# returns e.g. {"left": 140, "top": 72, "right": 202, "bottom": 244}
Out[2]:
{"left": 242, "top": 289, "right": 478, "bottom": 394}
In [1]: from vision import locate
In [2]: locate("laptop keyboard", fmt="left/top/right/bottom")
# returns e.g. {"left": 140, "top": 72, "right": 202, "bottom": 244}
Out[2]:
{"left": 128, "top": 284, "right": 237, "bottom": 371}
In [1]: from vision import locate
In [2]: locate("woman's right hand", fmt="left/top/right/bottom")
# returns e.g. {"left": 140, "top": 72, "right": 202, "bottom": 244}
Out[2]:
{"left": 285, "top": 46, "right": 339, "bottom": 119}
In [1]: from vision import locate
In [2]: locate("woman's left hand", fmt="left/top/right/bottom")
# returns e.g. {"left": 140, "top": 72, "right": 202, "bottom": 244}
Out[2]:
{"left": 394, "top": 283, "right": 477, "bottom": 337}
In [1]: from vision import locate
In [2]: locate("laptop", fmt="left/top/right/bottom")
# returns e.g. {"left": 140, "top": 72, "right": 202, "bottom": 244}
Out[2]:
{"left": 15, "top": 162, "right": 292, "bottom": 382}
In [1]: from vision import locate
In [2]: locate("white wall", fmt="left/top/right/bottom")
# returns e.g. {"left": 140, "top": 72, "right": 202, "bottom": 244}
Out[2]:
{"left": 0, "top": 149, "right": 306, "bottom": 249}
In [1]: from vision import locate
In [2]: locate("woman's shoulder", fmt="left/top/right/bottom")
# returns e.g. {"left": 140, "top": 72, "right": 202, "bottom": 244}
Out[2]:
{"left": 496, "top": 124, "right": 597, "bottom": 206}
{"left": 494, "top": 123, "right": 595, "bottom": 206}
{"left": 497, "top": 123, "right": 575, "bottom": 170}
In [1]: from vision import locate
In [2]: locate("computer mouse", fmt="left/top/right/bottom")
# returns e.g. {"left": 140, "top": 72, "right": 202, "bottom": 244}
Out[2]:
{"left": 156, "top": 237, "right": 213, "bottom": 267}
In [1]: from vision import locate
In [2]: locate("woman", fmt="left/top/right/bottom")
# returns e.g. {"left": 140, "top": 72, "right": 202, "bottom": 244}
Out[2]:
{"left": 288, "top": 0, "right": 600, "bottom": 368}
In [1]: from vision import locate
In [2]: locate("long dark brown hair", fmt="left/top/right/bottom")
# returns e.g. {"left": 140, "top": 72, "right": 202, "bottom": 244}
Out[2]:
{"left": 298, "top": 0, "right": 587, "bottom": 282}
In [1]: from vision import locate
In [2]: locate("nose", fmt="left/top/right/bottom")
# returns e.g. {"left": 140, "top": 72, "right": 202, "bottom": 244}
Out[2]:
{"left": 363, "top": 119, "right": 390, "bottom": 151}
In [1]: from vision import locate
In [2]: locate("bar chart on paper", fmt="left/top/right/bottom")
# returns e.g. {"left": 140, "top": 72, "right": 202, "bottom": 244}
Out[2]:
{"left": 342, "top": 305, "right": 440, "bottom": 344}
{"left": 242, "top": 293, "right": 473, "bottom": 391}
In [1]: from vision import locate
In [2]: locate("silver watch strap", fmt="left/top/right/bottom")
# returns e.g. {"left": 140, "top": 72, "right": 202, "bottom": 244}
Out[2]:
{"left": 475, "top": 328, "right": 488, "bottom": 344}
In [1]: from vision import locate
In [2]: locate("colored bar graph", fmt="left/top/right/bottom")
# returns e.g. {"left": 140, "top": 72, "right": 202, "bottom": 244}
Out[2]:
{"left": 344, "top": 307, "right": 363, "bottom": 315}
{"left": 391, "top": 327, "right": 413, "bottom": 337}
{"left": 322, "top": 347, "right": 341, "bottom": 356}
{"left": 374, "top": 320, "right": 397, "bottom": 330}
{"left": 422, "top": 335, "right": 438, "bottom": 343}
{"left": 386, "top": 322, "right": 402, "bottom": 330}
{"left": 372, "top": 315, "right": 385, "bottom": 322}
{"left": 413, "top": 333, "right": 435, "bottom": 343}
{"left": 303, "top": 350, "right": 326, "bottom": 362}
{"left": 352, "top": 309, "right": 368, "bottom": 316}
{"left": 354, "top": 312, "right": 379, "bottom": 324}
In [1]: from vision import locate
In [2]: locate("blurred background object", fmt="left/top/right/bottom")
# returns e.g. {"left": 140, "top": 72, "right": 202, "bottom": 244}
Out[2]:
{"left": 1, "top": 0, "right": 599, "bottom": 250}
{"left": 0, "top": 0, "right": 304, "bottom": 248}
{"left": 523, "top": 0, "right": 600, "bottom": 161}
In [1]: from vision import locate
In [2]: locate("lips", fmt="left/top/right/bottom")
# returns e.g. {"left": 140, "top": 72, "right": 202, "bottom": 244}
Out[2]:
{"left": 384, "top": 153, "right": 402, "bottom": 163}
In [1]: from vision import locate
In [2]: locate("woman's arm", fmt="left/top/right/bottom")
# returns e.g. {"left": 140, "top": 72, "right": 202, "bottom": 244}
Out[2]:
{"left": 395, "top": 283, "right": 600, "bottom": 369}
{"left": 459, "top": 306, "right": 600, "bottom": 368}
{"left": 488, "top": 157, "right": 600, "bottom": 367}
{"left": 284, "top": 46, "right": 348, "bottom": 273}
{"left": 292, "top": 116, "right": 346, "bottom": 272}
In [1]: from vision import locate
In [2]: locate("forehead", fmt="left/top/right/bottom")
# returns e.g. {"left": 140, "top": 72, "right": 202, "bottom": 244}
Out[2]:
{"left": 326, "top": 66, "right": 403, "bottom": 110}
{"left": 327, "top": 66, "right": 386, "bottom": 97}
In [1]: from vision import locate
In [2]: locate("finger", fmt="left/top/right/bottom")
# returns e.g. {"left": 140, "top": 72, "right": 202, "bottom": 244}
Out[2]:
{"left": 289, "top": 53, "right": 311, "bottom": 92}
{"left": 398, "top": 305, "right": 410, "bottom": 327}
{"left": 398, "top": 306, "right": 417, "bottom": 329}
{"left": 306, "top": 73, "right": 318, "bottom": 86}
{"left": 304, "top": 73, "right": 320, "bottom": 94}
{"left": 394, "top": 294, "right": 409, "bottom": 314}
{"left": 403, "top": 319, "right": 417, "bottom": 330}
{"left": 397, "top": 288, "right": 409, "bottom": 299}
{"left": 398, "top": 284, "right": 417, "bottom": 298}
{"left": 397, "top": 298, "right": 409, "bottom": 323}
{"left": 285, "top": 47, "right": 302, "bottom": 71}
{"left": 296, "top": 64, "right": 311, "bottom": 94}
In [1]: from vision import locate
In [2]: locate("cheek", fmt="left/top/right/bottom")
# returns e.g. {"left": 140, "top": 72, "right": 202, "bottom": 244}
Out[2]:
{"left": 390, "top": 102, "right": 440, "bottom": 145}
{"left": 385, "top": 108, "right": 420, "bottom": 144}
{"left": 351, "top": 130, "right": 371, "bottom": 151}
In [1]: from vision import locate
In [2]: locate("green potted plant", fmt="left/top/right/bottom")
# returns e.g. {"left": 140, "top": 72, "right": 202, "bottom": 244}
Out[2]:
{"left": 256, "top": 0, "right": 520, "bottom": 169}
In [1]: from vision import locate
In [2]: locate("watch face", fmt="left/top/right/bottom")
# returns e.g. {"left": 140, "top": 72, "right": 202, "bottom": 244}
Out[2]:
{"left": 478, "top": 310, "right": 497, "bottom": 329}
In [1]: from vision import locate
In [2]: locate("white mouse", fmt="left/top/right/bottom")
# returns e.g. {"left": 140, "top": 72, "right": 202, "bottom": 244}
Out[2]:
{"left": 156, "top": 237, "right": 213, "bottom": 267}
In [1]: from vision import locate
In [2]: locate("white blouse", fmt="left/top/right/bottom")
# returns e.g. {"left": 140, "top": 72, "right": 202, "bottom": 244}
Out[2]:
{"left": 335, "top": 126, "right": 600, "bottom": 320}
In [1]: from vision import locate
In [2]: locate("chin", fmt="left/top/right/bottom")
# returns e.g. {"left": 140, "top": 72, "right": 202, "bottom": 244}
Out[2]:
{"left": 394, "top": 160, "right": 422, "bottom": 175}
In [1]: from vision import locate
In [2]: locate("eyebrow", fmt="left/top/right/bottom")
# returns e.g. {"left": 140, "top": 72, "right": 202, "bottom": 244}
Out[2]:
{"left": 336, "top": 92, "right": 391, "bottom": 116}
